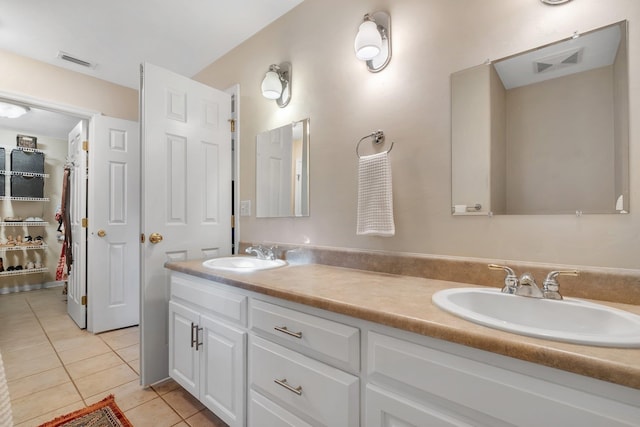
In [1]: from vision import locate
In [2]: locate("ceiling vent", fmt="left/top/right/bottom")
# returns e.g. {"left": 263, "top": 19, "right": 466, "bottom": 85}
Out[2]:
{"left": 57, "top": 51, "right": 97, "bottom": 69}
{"left": 533, "top": 47, "right": 583, "bottom": 74}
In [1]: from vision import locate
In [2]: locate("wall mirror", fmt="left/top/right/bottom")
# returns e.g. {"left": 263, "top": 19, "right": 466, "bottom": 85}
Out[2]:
{"left": 451, "top": 21, "right": 629, "bottom": 216}
{"left": 256, "top": 118, "right": 310, "bottom": 218}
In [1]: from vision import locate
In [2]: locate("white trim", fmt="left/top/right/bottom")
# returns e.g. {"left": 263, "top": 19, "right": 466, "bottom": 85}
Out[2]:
{"left": 0, "top": 90, "right": 99, "bottom": 119}
{"left": 226, "top": 84, "right": 240, "bottom": 254}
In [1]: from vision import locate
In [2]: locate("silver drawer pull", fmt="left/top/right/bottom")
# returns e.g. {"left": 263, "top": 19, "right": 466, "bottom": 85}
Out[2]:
{"left": 274, "top": 326, "right": 303, "bottom": 339}
{"left": 274, "top": 378, "right": 303, "bottom": 396}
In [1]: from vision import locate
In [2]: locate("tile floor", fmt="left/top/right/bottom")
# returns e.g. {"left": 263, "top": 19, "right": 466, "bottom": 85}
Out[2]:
{"left": 0, "top": 287, "right": 229, "bottom": 426}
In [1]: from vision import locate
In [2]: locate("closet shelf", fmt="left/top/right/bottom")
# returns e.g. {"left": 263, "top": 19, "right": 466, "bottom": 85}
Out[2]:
{"left": 0, "top": 244, "right": 48, "bottom": 252}
{"left": 0, "top": 170, "right": 49, "bottom": 178}
{"left": 0, "top": 145, "right": 44, "bottom": 154}
{"left": 0, "top": 222, "right": 48, "bottom": 227}
{"left": 0, "top": 196, "right": 49, "bottom": 202}
{"left": 0, "top": 268, "right": 47, "bottom": 277}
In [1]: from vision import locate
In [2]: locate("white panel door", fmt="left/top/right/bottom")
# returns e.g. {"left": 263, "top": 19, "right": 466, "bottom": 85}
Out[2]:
{"left": 67, "top": 120, "right": 87, "bottom": 329}
{"left": 140, "top": 62, "right": 232, "bottom": 386}
{"left": 88, "top": 116, "right": 140, "bottom": 333}
{"left": 256, "top": 125, "right": 292, "bottom": 217}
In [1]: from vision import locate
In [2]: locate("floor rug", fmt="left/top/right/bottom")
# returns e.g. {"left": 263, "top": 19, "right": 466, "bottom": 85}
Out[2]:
{"left": 38, "top": 395, "right": 133, "bottom": 427}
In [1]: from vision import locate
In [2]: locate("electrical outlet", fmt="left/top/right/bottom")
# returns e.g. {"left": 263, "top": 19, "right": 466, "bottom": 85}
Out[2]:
{"left": 240, "top": 200, "right": 251, "bottom": 216}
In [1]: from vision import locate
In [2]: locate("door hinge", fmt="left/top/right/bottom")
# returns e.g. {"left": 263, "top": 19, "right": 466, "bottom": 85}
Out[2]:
{"left": 81, "top": 295, "right": 87, "bottom": 306}
{"left": 81, "top": 218, "right": 88, "bottom": 228}
{"left": 82, "top": 140, "right": 88, "bottom": 151}
{"left": 228, "top": 119, "right": 235, "bottom": 132}
{"left": 140, "top": 233, "right": 145, "bottom": 243}
{"left": 231, "top": 215, "right": 235, "bottom": 228}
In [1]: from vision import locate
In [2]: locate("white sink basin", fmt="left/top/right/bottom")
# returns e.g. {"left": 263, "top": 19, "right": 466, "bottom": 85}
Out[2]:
{"left": 432, "top": 287, "right": 640, "bottom": 347}
{"left": 202, "top": 256, "right": 287, "bottom": 272}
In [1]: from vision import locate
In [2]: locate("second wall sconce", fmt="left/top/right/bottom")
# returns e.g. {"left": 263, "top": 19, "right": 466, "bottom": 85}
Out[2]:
{"left": 354, "top": 11, "right": 391, "bottom": 72}
{"left": 261, "top": 62, "right": 292, "bottom": 108}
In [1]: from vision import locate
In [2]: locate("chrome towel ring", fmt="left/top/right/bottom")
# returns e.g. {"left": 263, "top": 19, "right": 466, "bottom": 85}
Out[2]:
{"left": 356, "top": 130, "right": 394, "bottom": 158}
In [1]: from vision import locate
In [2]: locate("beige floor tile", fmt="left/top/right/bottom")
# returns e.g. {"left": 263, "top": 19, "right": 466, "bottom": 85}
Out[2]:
{"left": 66, "top": 351, "right": 124, "bottom": 380}
{"left": 51, "top": 333, "right": 106, "bottom": 352}
{"left": 45, "top": 325, "right": 88, "bottom": 342}
{"left": 172, "top": 422, "right": 190, "bottom": 427}
{"left": 128, "top": 358, "right": 140, "bottom": 374}
{"left": 2, "top": 341, "right": 56, "bottom": 364}
{"left": 163, "top": 387, "right": 205, "bottom": 419}
{"left": 100, "top": 328, "right": 139, "bottom": 350}
{"left": 87, "top": 380, "right": 158, "bottom": 411}
{"left": 57, "top": 338, "right": 112, "bottom": 364}
{"left": 7, "top": 367, "right": 70, "bottom": 400}
{"left": 152, "top": 378, "right": 182, "bottom": 395}
{"left": 185, "top": 408, "right": 229, "bottom": 427}
{"left": 11, "top": 381, "right": 82, "bottom": 424}
{"left": 0, "top": 333, "right": 49, "bottom": 353}
{"left": 3, "top": 351, "right": 62, "bottom": 381}
{"left": 116, "top": 343, "right": 139, "bottom": 361}
{"left": 124, "top": 397, "right": 182, "bottom": 427}
{"left": 74, "top": 363, "right": 139, "bottom": 398}
{"left": 99, "top": 326, "right": 139, "bottom": 339}
{"left": 86, "top": 379, "right": 158, "bottom": 412}
{"left": 14, "top": 401, "right": 86, "bottom": 427}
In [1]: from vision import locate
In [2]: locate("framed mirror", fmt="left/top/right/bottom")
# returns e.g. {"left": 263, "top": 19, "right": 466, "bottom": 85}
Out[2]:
{"left": 256, "top": 118, "right": 310, "bottom": 218}
{"left": 451, "top": 21, "right": 628, "bottom": 215}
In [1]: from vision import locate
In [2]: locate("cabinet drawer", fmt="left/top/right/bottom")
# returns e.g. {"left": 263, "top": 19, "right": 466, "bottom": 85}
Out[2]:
{"left": 171, "top": 274, "right": 247, "bottom": 326}
{"left": 249, "top": 390, "right": 313, "bottom": 427}
{"left": 367, "top": 331, "right": 640, "bottom": 427}
{"left": 251, "top": 299, "right": 359, "bottom": 372}
{"left": 249, "top": 335, "right": 359, "bottom": 427}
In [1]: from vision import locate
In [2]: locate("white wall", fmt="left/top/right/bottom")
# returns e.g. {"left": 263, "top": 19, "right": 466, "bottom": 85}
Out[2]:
{"left": 196, "top": 0, "right": 640, "bottom": 269}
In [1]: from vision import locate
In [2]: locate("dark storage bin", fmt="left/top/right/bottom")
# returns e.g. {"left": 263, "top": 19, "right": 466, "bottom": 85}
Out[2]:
{"left": 11, "top": 150, "right": 44, "bottom": 174}
{"left": 11, "top": 175, "right": 44, "bottom": 198}
{"left": 0, "top": 147, "right": 5, "bottom": 171}
{"left": 0, "top": 175, "right": 4, "bottom": 197}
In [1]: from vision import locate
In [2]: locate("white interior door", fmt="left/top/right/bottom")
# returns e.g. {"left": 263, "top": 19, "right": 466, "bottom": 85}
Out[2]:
{"left": 67, "top": 120, "right": 88, "bottom": 328}
{"left": 140, "top": 62, "right": 232, "bottom": 386}
{"left": 87, "top": 116, "right": 140, "bottom": 333}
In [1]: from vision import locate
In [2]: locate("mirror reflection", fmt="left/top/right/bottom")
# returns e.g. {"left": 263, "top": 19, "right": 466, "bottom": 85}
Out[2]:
{"left": 256, "top": 118, "right": 310, "bottom": 218}
{"left": 451, "top": 21, "right": 629, "bottom": 215}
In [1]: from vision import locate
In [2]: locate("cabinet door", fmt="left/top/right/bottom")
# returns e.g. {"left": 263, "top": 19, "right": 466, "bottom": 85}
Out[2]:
{"left": 200, "top": 313, "right": 246, "bottom": 427}
{"left": 168, "top": 301, "right": 200, "bottom": 398}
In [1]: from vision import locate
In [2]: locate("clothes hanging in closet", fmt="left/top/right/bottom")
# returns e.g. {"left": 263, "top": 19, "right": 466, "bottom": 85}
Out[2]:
{"left": 56, "top": 167, "right": 73, "bottom": 281}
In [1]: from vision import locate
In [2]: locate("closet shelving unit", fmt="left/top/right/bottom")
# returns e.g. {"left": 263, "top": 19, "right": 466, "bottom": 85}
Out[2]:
{"left": 0, "top": 145, "right": 49, "bottom": 278}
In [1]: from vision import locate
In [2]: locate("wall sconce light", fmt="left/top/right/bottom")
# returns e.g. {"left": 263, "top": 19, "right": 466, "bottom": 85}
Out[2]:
{"left": 0, "top": 101, "right": 29, "bottom": 118}
{"left": 261, "top": 62, "right": 292, "bottom": 108}
{"left": 354, "top": 11, "right": 391, "bottom": 72}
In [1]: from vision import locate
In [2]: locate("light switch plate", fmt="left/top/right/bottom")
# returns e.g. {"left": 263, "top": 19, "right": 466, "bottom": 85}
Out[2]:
{"left": 240, "top": 200, "right": 251, "bottom": 216}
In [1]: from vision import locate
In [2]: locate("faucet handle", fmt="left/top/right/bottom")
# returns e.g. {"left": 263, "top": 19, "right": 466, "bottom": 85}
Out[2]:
{"left": 542, "top": 270, "right": 579, "bottom": 300}
{"left": 488, "top": 264, "right": 519, "bottom": 294}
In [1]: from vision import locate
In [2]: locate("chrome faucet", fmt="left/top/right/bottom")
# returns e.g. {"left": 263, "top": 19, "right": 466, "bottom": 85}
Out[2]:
{"left": 488, "top": 264, "right": 579, "bottom": 300}
{"left": 245, "top": 244, "right": 276, "bottom": 260}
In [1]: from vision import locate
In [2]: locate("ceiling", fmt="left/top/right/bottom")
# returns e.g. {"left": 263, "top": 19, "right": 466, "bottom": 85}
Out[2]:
{"left": 0, "top": 0, "right": 303, "bottom": 139}
{"left": 0, "top": 0, "right": 303, "bottom": 90}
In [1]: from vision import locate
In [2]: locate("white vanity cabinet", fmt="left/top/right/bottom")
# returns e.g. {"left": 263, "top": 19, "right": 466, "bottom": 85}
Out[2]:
{"left": 365, "top": 331, "right": 640, "bottom": 427}
{"left": 248, "top": 300, "right": 360, "bottom": 427}
{"left": 169, "top": 273, "right": 248, "bottom": 427}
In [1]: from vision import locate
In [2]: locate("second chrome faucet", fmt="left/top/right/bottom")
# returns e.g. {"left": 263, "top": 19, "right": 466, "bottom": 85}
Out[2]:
{"left": 488, "top": 264, "right": 578, "bottom": 300}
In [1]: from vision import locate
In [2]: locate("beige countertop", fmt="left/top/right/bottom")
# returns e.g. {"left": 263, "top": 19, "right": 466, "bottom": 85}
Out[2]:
{"left": 165, "top": 259, "right": 640, "bottom": 391}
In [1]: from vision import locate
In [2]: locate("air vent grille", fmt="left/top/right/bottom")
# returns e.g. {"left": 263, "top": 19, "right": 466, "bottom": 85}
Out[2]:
{"left": 57, "top": 51, "right": 96, "bottom": 69}
{"left": 533, "top": 48, "right": 583, "bottom": 74}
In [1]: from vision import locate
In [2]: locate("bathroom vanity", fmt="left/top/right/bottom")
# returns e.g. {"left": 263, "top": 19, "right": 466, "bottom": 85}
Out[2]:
{"left": 165, "top": 260, "right": 640, "bottom": 427}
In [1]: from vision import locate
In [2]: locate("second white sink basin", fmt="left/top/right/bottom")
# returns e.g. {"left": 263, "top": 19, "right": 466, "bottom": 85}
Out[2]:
{"left": 432, "top": 287, "right": 640, "bottom": 347}
{"left": 202, "top": 256, "right": 287, "bottom": 272}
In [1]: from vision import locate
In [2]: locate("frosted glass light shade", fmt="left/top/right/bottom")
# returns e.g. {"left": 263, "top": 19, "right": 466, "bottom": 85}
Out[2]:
{"left": 354, "top": 20, "right": 382, "bottom": 60}
{"left": 261, "top": 71, "right": 282, "bottom": 99}
{"left": 0, "top": 102, "right": 28, "bottom": 118}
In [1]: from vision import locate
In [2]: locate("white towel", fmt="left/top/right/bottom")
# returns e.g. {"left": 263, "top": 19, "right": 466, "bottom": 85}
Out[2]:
{"left": 357, "top": 151, "right": 395, "bottom": 236}
{"left": 0, "top": 352, "right": 13, "bottom": 427}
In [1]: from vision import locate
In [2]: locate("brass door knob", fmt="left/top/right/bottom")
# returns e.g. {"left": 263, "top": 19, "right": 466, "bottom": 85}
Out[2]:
{"left": 97, "top": 230, "right": 106, "bottom": 237}
{"left": 149, "top": 232, "right": 164, "bottom": 244}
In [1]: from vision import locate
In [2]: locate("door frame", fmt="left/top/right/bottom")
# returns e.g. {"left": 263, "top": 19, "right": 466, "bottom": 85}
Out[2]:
{"left": 0, "top": 90, "right": 95, "bottom": 326}
{"left": 225, "top": 84, "right": 240, "bottom": 254}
